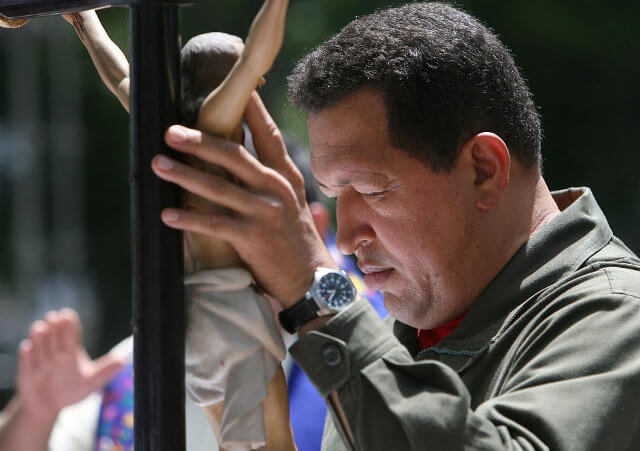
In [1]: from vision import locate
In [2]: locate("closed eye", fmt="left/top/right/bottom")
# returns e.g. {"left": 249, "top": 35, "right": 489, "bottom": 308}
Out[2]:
{"left": 360, "top": 181, "right": 399, "bottom": 199}
{"left": 361, "top": 190, "right": 388, "bottom": 198}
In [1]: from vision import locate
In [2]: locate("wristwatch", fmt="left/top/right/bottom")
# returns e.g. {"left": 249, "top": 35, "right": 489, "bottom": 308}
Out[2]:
{"left": 279, "top": 267, "right": 357, "bottom": 334}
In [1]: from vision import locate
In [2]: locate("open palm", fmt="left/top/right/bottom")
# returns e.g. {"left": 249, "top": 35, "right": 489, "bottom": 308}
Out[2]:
{"left": 16, "top": 309, "right": 124, "bottom": 422}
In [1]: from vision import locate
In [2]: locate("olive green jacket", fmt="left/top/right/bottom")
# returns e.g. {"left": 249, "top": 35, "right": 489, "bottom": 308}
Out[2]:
{"left": 291, "top": 188, "right": 640, "bottom": 450}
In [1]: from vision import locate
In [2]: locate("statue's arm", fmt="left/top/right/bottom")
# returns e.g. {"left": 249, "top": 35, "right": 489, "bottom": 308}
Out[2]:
{"left": 63, "top": 11, "right": 130, "bottom": 112}
{"left": 197, "top": 0, "right": 289, "bottom": 138}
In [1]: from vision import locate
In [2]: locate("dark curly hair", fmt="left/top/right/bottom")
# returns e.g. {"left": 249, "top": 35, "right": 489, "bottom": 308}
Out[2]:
{"left": 288, "top": 2, "right": 542, "bottom": 171}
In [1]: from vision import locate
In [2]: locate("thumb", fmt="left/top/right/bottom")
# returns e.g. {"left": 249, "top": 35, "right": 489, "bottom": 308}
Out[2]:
{"left": 87, "top": 353, "right": 126, "bottom": 391}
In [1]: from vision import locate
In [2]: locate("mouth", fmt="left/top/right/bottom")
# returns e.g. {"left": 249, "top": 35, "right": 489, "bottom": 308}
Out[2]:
{"left": 359, "top": 267, "right": 394, "bottom": 290}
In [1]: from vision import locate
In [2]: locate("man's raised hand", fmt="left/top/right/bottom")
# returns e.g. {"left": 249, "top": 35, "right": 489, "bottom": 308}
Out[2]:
{"left": 153, "top": 92, "right": 336, "bottom": 307}
{"left": 16, "top": 309, "right": 124, "bottom": 424}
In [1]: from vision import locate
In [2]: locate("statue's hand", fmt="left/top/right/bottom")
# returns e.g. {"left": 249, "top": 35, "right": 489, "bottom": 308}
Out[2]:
{"left": 242, "top": 0, "right": 289, "bottom": 76}
{"left": 0, "top": 13, "right": 29, "bottom": 29}
{"left": 61, "top": 13, "right": 74, "bottom": 24}
{"left": 61, "top": 10, "right": 97, "bottom": 27}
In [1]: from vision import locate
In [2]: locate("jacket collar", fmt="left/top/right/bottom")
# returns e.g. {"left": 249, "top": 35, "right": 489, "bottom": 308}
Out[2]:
{"left": 392, "top": 187, "right": 613, "bottom": 366}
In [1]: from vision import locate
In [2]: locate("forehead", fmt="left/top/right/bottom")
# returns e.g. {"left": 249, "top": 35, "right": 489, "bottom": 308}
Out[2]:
{"left": 308, "top": 89, "right": 393, "bottom": 181}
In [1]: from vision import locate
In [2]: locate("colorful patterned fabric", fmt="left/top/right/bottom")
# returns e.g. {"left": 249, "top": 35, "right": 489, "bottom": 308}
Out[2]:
{"left": 95, "top": 361, "right": 134, "bottom": 451}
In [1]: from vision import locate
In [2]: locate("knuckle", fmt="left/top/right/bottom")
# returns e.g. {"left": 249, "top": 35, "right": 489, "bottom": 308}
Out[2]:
{"left": 294, "top": 186, "right": 307, "bottom": 205}
{"left": 266, "top": 122, "right": 283, "bottom": 142}
{"left": 281, "top": 184, "right": 299, "bottom": 205}
{"left": 289, "top": 166, "right": 305, "bottom": 189}
{"left": 259, "top": 167, "right": 285, "bottom": 189}
{"left": 219, "top": 140, "right": 240, "bottom": 160}
{"left": 261, "top": 166, "right": 279, "bottom": 181}
{"left": 263, "top": 199, "right": 285, "bottom": 222}
{"left": 192, "top": 134, "right": 220, "bottom": 159}
{"left": 237, "top": 143, "right": 254, "bottom": 160}
{"left": 204, "top": 215, "right": 220, "bottom": 231}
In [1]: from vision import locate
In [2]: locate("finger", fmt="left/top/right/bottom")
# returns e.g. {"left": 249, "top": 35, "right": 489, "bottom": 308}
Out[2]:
{"left": 18, "top": 339, "right": 35, "bottom": 376}
{"left": 161, "top": 209, "right": 249, "bottom": 245}
{"left": 88, "top": 354, "right": 126, "bottom": 392}
{"left": 57, "top": 316, "right": 76, "bottom": 352}
{"left": 164, "top": 125, "right": 300, "bottom": 205}
{"left": 29, "top": 320, "right": 48, "bottom": 368}
{"left": 58, "top": 308, "right": 82, "bottom": 349}
{"left": 39, "top": 322, "right": 56, "bottom": 364}
{"left": 244, "top": 92, "right": 287, "bottom": 168}
{"left": 164, "top": 126, "right": 269, "bottom": 189}
{"left": 44, "top": 311, "right": 64, "bottom": 355}
{"left": 244, "top": 92, "right": 306, "bottom": 193}
{"left": 152, "top": 155, "right": 271, "bottom": 216}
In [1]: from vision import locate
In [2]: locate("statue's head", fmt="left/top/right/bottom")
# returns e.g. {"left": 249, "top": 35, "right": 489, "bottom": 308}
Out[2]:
{"left": 181, "top": 32, "right": 244, "bottom": 128}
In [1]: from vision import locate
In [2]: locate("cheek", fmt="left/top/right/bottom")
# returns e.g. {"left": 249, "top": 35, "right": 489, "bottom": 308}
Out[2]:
{"left": 378, "top": 219, "right": 432, "bottom": 279}
{"left": 387, "top": 195, "right": 471, "bottom": 273}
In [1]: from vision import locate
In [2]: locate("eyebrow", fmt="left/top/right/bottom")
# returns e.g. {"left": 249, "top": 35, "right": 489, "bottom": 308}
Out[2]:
{"left": 314, "top": 171, "right": 391, "bottom": 190}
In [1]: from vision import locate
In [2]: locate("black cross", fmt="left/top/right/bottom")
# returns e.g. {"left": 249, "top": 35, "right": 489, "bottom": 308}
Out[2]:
{"left": 2, "top": 2, "right": 191, "bottom": 450}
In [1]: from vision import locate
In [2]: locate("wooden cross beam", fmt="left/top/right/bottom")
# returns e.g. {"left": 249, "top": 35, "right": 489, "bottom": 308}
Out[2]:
{"left": 1, "top": 1, "right": 191, "bottom": 450}
{"left": 0, "top": 0, "right": 126, "bottom": 20}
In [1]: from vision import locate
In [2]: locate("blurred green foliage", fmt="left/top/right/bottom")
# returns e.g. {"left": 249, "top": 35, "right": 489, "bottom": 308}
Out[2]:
{"left": 1, "top": 0, "right": 639, "bottom": 352}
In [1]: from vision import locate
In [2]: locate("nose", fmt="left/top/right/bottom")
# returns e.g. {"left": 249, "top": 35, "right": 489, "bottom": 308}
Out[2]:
{"left": 335, "top": 189, "right": 375, "bottom": 255}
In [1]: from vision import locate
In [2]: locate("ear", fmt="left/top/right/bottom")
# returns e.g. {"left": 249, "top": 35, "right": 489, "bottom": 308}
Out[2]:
{"left": 461, "top": 132, "right": 510, "bottom": 211}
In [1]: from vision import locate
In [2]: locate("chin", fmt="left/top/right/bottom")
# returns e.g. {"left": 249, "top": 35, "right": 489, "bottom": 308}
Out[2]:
{"left": 382, "top": 291, "right": 435, "bottom": 329}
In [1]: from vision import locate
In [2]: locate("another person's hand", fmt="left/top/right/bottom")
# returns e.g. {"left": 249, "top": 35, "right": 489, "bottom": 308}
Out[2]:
{"left": 153, "top": 92, "right": 336, "bottom": 307}
{"left": 16, "top": 309, "right": 124, "bottom": 424}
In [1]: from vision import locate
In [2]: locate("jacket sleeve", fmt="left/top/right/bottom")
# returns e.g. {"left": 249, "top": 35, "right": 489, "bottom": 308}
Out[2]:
{"left": 290, "top": 294, "right": 640, "bottom": 451}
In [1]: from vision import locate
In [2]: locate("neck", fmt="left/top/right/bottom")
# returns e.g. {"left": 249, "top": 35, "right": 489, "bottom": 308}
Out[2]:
{"left": 460, "top": 171, "right": 560, "bottom": 312}
{"left": 527, "top": 176, "right": 561, "bottom": 238}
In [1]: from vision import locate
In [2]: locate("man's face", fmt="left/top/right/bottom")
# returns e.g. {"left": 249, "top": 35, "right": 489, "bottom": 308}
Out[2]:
{"left": 308, "top": 89, "right": 478, "bottom": 329}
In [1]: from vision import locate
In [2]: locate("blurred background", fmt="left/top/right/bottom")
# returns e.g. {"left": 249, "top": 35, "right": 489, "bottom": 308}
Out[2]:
{"left": 0, "top": 0, "right": 638, "bottom": 407}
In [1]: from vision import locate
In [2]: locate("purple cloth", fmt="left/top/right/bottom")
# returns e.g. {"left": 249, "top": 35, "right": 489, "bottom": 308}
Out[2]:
{"left": 96, "top": 361, "right": 134, "bottom": 451}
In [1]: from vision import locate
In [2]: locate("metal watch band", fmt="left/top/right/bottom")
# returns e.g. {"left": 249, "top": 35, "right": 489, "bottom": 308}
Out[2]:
{"left": 278, "top": 297, "right": 319, "bottom": 334}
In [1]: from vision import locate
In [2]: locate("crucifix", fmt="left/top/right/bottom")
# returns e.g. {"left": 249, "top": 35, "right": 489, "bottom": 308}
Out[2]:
{"left": 1, "top": 1, "right": 290, "bottom": 449}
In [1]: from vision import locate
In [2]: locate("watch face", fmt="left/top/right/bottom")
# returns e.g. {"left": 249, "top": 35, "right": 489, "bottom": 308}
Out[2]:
{"left": 318, "top": 272, "right": 355, "bottom": 309}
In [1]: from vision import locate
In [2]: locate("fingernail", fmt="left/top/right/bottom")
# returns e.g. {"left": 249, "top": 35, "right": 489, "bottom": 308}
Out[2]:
{"left": 156, "top": 155, "right": 174, "bottom": 171}
{"left": 163, "top": 210, "right": 180, "bottom": 223}
{"left": 167, "top": 126, "right": 188, "bottom": 143}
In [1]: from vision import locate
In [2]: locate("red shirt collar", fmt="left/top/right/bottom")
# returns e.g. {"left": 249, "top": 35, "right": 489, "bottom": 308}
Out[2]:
{"left": 417, "top": 311, "right": 468, "bottom": 351}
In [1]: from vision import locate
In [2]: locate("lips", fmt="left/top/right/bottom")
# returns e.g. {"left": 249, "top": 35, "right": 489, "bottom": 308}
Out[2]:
{"left": 359, "top": 265, "right": 394, "bottom": 290}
